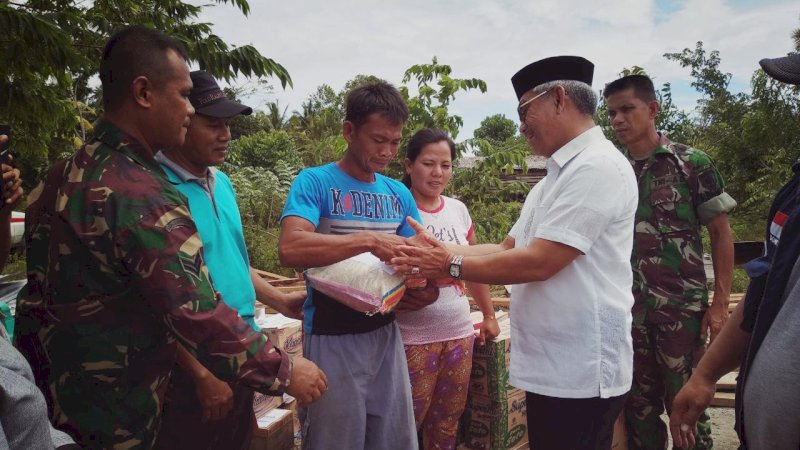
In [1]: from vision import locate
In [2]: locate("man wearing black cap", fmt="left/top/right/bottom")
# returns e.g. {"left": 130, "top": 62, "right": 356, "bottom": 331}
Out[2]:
{"left": 671, "top": 53, "right": 800, "bottom": 450}
{"left": 392, "top": 56, "right": 638, "bottom": 450}
{"left": 153, "top": 70, "right": 312, "bottom": 450}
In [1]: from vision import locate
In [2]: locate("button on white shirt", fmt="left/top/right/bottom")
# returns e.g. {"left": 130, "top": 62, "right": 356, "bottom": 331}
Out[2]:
{"left": 508, "top": 126, "right": 638, "bottom": 399}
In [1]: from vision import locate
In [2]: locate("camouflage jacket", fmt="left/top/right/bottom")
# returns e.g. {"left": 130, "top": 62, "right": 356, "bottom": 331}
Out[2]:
{"left": 627, "top": 134, "right": 736, "bottom": 324}
{"left": 14, "top": 120, "right": 291, "bottom": 449}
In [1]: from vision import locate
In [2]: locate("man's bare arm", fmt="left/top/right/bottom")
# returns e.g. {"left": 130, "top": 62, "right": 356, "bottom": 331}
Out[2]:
{"left": 704, "top": 213, "right": 734, "bottom": 341}
{"left": 279, "top": 216, "right": 408, "bottom": 268}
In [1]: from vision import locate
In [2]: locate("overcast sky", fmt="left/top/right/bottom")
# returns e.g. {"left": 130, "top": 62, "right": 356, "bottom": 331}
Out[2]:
{"left": 196, "top": 0, "right": 799, "bottom": 141}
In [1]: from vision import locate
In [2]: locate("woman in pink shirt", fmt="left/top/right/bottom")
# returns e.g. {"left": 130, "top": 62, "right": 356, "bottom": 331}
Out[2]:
{"left": 396, "top": 128, "right": 499, "bottom": 449}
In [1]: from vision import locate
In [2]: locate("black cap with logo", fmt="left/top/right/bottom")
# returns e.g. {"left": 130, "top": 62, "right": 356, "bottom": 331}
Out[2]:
{"left": 189, "top": 70, "right": 253, "bottom": 118}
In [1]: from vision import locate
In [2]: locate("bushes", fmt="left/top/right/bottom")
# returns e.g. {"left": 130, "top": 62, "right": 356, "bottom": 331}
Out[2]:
{"left": 224, "top": 130, "right": 305, "bottom": 274}
{"left": 227, "top": 130, "right": 303, "bottom": 173}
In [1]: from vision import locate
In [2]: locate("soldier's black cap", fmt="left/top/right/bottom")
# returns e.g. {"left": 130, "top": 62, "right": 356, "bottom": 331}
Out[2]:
{"left": 511, "top": 56, "right": 594, "bottom": 100}
{"left": 759, "top": 53, "right": 800, "bottom": 86}
{"left": 189, "top": 70, "right": 252, "bottom": 118}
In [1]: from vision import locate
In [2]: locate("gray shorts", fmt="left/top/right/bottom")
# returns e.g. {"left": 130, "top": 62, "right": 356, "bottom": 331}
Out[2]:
{"left": 302, "top": 322, "right": 417, "bottom": 450}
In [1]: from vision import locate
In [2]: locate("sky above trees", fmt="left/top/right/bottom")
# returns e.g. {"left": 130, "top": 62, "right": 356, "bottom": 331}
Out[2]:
{"left": 196, "top": 0, "right": 799, "bottom": 140}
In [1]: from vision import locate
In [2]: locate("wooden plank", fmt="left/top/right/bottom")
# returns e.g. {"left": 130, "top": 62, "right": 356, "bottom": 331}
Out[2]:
{"left": 716, "top": 371, "right": 738, "bottom": 390}
{"left": 710, "top": 392, "right": 735, "bottom": 408}
{"left": 277, "top": 285, "right": 307, "bottom": 293}
{"left": 468, "top": 297, "right": 510, "bottom": 309}
{"left": 711, "top": 292, "right": 744, "bottom": 304}
{"left": 252, "top": 268, "right": 291, "bottom": 281}
{"left": 266, "top": 278, "right": 304, "bottom": 287}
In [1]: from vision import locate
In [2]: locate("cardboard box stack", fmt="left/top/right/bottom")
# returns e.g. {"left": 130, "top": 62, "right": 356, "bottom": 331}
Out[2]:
{"left": 282, "top": 396, "right": 302, "bottom": 450}
{"left": 249, "top": 408, "right": 294, "bottom": 450}
{"left": 461, "top": 315, "right": 529, "bottom": 450}
{"left": 256, "top": 312, "right": 304, "bottom": 358}
{"left": 252, "top": 313, "right": 303, "bottom": 420}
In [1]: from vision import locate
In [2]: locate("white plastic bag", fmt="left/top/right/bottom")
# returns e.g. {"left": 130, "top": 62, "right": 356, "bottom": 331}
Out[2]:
{"left": 305, "top": 253, "right": 406, "bottom": 315}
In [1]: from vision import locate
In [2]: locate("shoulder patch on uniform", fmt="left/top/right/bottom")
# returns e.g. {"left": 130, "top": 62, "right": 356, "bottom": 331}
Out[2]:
{"left": 165, "top": 218, "right": 194, "bottom": 233}
{"left": 179, "top": 252, "right": 205, "bottom": 285}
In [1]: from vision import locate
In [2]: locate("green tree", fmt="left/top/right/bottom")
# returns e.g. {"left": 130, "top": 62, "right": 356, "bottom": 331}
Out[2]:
{"left": 472, "top": 114, "right": 518, "bottom": 150}
{"left": 1, "top": 0, "right": 292, "bottom": 185}
{"left": 227, "top": 130, "right": 304, "bottom": 174}
{"left": 400, "top": 57, "right": 487, "bottom": 141}
{"left": 229, "top": 111, "right": 272, "bottom": 140}
{"left": 665, "top": 41, "right": 800, "bottom": 238}
{"left": 448, "top": 150, "right": 529, "bottom": 244}
{"left": 227, "top": 166, "right": 291, "bottom": 274}
{"left": 265, "top": 102, "right": 290, "bottom": 131}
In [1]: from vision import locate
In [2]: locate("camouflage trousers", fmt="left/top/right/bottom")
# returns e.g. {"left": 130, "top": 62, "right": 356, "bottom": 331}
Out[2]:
{"left": 626, "top": 312, "right": 713, "bottom": 450}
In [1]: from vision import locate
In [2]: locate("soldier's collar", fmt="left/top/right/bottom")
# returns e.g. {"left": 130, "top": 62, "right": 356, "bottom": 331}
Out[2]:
{"left": 92, "top": 120, "right": 163, "bottom": 174}
{"left": 652, "top": 133, "right": 675, "bottom": 156}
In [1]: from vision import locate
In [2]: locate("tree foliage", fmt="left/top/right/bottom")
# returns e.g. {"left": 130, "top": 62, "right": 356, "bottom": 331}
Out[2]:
{"left": 227, "top": 166, "right": 291, "bottom": 274}
{"left": 664, "top": 41, "right": 800, "bottom": 233}
{"left": 226, "top": 130, "right": 304, "bottom": 176}
{"left": 1, "top": 0, "right": 291, "bottom": 185}
{"left": 472, "top": 114, "right": 518, "bottom": 150}
{"left": 400, "top": 57, "right": 487, "bottom": 141}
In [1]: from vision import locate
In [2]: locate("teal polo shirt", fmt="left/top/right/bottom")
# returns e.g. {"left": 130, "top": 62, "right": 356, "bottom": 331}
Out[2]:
{"left": 156, "top": 152, "right": 258, "bottom": 330}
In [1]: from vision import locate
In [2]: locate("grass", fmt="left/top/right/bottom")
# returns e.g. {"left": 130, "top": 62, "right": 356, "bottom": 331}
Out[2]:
{"left": 1, "top": 252, "right": 25, "bottom": 280}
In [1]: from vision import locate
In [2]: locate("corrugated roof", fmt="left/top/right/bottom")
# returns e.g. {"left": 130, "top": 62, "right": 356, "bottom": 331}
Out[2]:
{"left": 455, "top": 155, "right": 547, "bottom": 170}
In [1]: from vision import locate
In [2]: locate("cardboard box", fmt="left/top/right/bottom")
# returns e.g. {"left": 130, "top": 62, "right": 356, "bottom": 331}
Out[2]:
{"left": 252, "top": 315, "right": 302, "bottom": 419}
{"left": 250, "top": 408, "right": 294, "bottom": 450}
{"left": 462, "top": 387, "right": 528, "bottom": 450}
{"left": 461, "top": 401, "right": 626, "bottom": 450}
{"left": 469, "top": 317, "right": 512, "bottom": 398}
{"left": 281, "top": 395, "right": 302, "bottom": 450}
{"left": 253, "top": 392, "right": 284, "bottom": 419}
{"left": 256, "top": 314, "right": 303, "bottom": 358}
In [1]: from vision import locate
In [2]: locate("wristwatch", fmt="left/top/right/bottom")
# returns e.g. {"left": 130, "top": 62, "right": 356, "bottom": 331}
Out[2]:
{"left": 448, "top": 255, "right": 464, "bottom": 280}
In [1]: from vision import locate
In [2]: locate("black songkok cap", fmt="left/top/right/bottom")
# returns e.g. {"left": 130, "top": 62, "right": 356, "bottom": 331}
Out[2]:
{"left": 511, "top": 56, "right": 594, "bottom": 100}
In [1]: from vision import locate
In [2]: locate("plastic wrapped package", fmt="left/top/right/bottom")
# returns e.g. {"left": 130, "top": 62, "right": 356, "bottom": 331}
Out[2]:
{"left": 305, "top": 252, "right": 406, "bottom": 315}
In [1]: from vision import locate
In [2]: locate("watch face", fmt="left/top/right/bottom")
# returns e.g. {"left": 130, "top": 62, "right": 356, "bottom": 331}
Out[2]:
{"left": 449, "top": 263, "right": 461, "bottom": 278}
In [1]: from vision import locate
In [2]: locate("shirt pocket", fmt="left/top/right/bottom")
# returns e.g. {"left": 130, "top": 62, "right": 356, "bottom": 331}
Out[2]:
{"left": 520, "top": 202, "right": 551, "bottom": 246}
{"left": 650, "top": 186, "right": 694, "bottom": 234}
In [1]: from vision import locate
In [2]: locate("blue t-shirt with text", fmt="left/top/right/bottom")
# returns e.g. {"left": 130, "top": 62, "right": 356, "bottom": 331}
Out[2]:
{"left": 281, "top": 162, "right": 420, "bottom": 334}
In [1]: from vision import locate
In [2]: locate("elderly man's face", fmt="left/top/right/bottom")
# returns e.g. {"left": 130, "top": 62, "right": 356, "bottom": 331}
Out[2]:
{"left": 518, "top": 88, "right": 557, "bottom": 157}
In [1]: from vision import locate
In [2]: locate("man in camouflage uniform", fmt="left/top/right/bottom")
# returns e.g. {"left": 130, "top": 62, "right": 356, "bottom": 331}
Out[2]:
{"left": 605, "top": 75, "right": 736, "bottom": 450}
{"left": 13, "top": 26, "right": 327, "bottom": 449}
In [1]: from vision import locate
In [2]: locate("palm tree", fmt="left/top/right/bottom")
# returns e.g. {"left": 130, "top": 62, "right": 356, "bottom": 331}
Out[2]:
{"left": 265, "top": 101, "right": 290, "bottom": 131}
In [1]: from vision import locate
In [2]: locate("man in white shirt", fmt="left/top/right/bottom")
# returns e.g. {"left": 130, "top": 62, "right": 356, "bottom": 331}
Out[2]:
{"left": 392, "top": 56, "right": 638, "bottom": 450}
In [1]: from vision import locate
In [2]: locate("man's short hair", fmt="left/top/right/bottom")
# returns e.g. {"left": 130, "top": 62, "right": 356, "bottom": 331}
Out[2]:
{"left": 99, "top": 26, "right": 189, "bottom": 112}
{"left": 602, "top": 74, "right": 657, "bottom": 103}
{"left": 344, "top": 81, "right": 409, "bottom": 128}
{"left": 534, "top": 80, "right": 598, "bottom": 116}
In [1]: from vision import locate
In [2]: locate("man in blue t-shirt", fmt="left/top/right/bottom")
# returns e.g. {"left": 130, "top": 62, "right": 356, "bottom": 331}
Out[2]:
{"left": 154, "top": 71, "right": 325, "bottom": 450}
{"left": 279, "top": 81, "right": 439, "bottom": 450}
